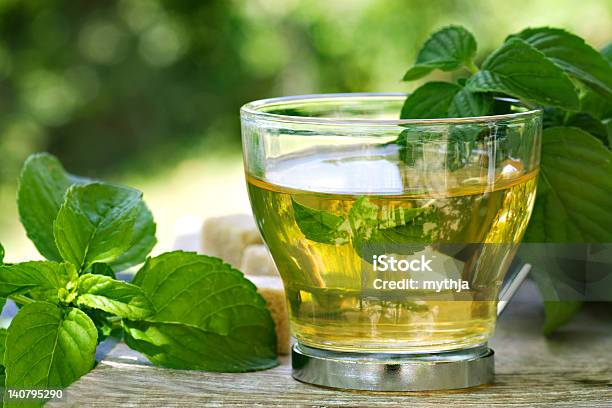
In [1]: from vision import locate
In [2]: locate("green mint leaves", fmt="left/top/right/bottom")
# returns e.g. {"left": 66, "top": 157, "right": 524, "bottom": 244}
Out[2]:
{"left": 448, "top": 87, "right": 493, "bottom": 118}
{"left": 400, "top": 82, "right": 462, "bottom": 119}
{"left": 76, "top": 274, "right": 153, "bottom": 320}
{"left": 110, "top": 202, "right": 156, "bottom": 272}
{"left": 4, "top": 303, "right": 97, "bottom": 394}
{"left": 403, "top": 26, "right": 478, "bottom": 80}
{"left": 400, "top": 26, "right": 612, "bottom": 334}
{"left": 291, "top": 200, "right": 348, "bottom": 245}
{"left": 2, "top": 152, "right": 278, "bottom": 403}
{"left": 466, "top": 37, "right": 579, "bottom": 110}
{"left": 512, "top": 27, "right": 612, "bottom": 99}
{"left": 17, "top": 153, "right": 89, "bottom": 262}
{"left": 292, "top": 197, "right": 436, "bottom": 262}
{"left": 125, "top": 251, "right": 277, "bottom": 372}
{"left": 0, "top": 261, "right": 77, "bottom": 302}
{"left": 400, "top": 81, "right": 492, "bottom": 119}
{"left": 17, "top": 154, "right": 157, "bottom": 272}
{"left": 523, "top": 127, "right": 612, "bottom": 243}
{"left": 54, "top": 183, "right": 142, "bottom": 272}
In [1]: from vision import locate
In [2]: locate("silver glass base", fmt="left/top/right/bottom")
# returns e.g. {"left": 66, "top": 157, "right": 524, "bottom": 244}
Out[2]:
{"left": 292, "top": 343, "right": 494, "bottom": 391}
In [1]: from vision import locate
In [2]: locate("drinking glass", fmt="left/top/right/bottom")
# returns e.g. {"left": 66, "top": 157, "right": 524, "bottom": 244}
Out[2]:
{"left": 241, "top": 93, "right": 541, "bottom": 390}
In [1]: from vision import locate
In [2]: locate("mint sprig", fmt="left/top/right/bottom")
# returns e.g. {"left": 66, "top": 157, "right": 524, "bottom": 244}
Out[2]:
{"left": 0, "top": 153, "right": 278, "bottom": 404}
{"left": 511, "top": 27, "right": 612, "bottom": 99}
{"left": 466, "top": 37, "right": 579, "bottom": 110}
{"left": 17, "top": 153, "right": 157, "bottom": 271}
{"left": 4, "top": 303, "right": 98, "bottom": 391}
{"left": 402, "top": 25, "right": 478, "bottom": 80}
{"left": 401, "top": 25, "right": 612, "bottom": 333}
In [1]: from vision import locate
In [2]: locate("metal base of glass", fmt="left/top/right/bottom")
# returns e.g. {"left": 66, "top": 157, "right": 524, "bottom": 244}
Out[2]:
{"left": 292, "top": 343, "right": 494, "bottom": 391}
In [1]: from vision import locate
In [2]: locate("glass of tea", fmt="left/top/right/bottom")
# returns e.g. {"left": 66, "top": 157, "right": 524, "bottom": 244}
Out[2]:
{"left": 241, "top": 93, "right": 542, "bottom": 391}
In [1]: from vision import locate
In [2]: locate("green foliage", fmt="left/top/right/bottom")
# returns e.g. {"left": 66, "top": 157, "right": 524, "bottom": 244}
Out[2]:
{"left": 0, "top": 261, "right": 77, "bottom": 301}
{"left": 523, "top": 127, "right": 612, "bottom": 242}
{"left": 400, "top": 80, "right": 493, "bottom": 119}
{"left": 400, "top": 82, "right": 462, "bottom": 118}
{"left": 123, "top": 319, "right": 277, "bottom": 372}
{"left": 17, "top": 153, "right": 89, "bottom": 261}
{"left": 76, "top": 274, "right": 153, "bottom": 320}
{"left": 292, "top": 196, "right": 436, "bottom": 262}
{"left": 89, "top": 263, "right": 116, "bottom": 279}
{"left": 512, "top": 27, "right": 612, "bottom": 98}
{"left": 1, "top": 152, "right": 278, "bottom": 403}
{"left": 349, "top": 198, "right": 436, "bottom": 260}
{"left": 54, "top": 183, "right": 142, "bottom": 271}
{"left": 0, "top": 328, "right": 6, "bottom": 381}
{"left": 291, "top": 200, "right": 348, "bottom": 245}
{"left": 127, "top": 251, "right": 277, "bottom": 372}
{"left": 4, "top": 303, "right": 97, "bottom": 406}
{"left": 109, "top": 202, "right": 157, "bottom": 272}
{"left": 542, "top": 301, "right": 583, "bottom": 336}
{"left": 400, "top": 26, "right": 612, "bottom": 334}
{"left": 17, "top": 154, "right": 157, "bottom": 270}
{"left": 466, "top": 37, "right": 579, "bottom": 109}
{"left": 448, "top": 87, "right": 493, "bottom": 117}
{"left": 403, "top": 26, "right": 477, "bottom": 80}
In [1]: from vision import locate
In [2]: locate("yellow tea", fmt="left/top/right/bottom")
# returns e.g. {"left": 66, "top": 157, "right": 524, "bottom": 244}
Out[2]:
{"left": 248, "top": 149, "right": 537, "bottom": 353}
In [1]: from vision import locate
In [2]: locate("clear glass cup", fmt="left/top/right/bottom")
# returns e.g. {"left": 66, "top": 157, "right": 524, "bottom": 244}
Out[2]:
{"left": 241, "top": 93, "right": 541, "bottom": 357}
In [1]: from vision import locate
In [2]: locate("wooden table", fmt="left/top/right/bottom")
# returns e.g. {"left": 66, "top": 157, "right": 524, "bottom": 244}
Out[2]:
{"left": 49, "top": 282, "right": 611, "bottom": 407}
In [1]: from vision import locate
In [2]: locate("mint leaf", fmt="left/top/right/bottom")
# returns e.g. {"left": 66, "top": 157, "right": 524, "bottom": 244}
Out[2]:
{"left": 18, "top": 153, "right": 156, "bottom": 272}
{"left": 400, "top": 82, "right": 461, "bottom": 119}
{"left": 292, "top": 195, "right": 438, "bottom": 261}
{"left": 579, "top": 89, "right": 612, "bottom": 120}
{"left": 519, "top": 243, "right": 585, "bottom": 335}
{"left": 349, "top": 197, "right": 436, "bottom": 260}
{"left": 0, "top": 328, "right": 6, "bottom": 366}
{"left": 76, "top": 274, "right": 153, "bottom": 320}
{"left": 602, "top": 43, "right": 612, "bottom": 61}
{"left": 0, "top": 243, "right": 4, "bottom": 264}
{"left": 400, "top": 81, "right": 492, "bottom": 120}
{"left": 89, "top": 262, "right": 116, "bottom": 278}
{"left": 0, "top": 261, "right": 77, "bottom": 300}
{"left": 292, "top": 199, "right": 348, "bottom": 244}
{"left": 127, "top": 251, "right": 277, "bottom": 372}
{"left": 565, "top": 113, "right": 609, "bottom": 147}
{"left": 396, "top": 124, "right": 481, "bottom": 171}
{"left": 123, "top": 319, "right": 277, "bottom": 372}
{"left": 17, "top": 153, "right": 89, "bottom": 261}
{"left": 4, "top": 302, "right": 97, "bottom": 398}
{"left": 109, "top": 201, "right": 157, "bottom": 272}
{"left": 54, "top": 183, "right": 141, "bottom": 272}
{"left": 396, "top": 129, "right": 430, "bottom": 166}
{"left": 543, "top": 301, "right": 582, "bottom": 335}
{"left": 524, "top": 127, "right": 612, "bottom": 242}
{"left": 83, "top": 309, "right": 120, "bottom": 342}
{"left": 512, "top": 27, "right": 612, "bottom": 99}
{"left": 448, "top": 87, "right": 493, "bottom": 117}
{"left": 466, "top": 37, "right": 579, "bottom": 110}
{"left": 403, "top": 26, "right": 477, "bottom": 81}
{"left": 0, "top": 328, "right": 6, "bottom": 387}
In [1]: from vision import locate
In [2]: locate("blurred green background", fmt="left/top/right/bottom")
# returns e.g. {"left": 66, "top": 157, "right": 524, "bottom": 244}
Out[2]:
{"left": 1, "top": 0, "right": 611, "bottom": 261}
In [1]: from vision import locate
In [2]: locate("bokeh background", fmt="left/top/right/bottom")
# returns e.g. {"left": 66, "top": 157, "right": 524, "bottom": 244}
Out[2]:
{"left": 1, "top": 0, "right": 611, "bottom": 261}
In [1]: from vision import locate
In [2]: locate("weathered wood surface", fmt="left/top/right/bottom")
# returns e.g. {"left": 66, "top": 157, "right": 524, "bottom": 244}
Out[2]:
{"left": 48, "top": 283, "right": 611, "bottom": 407}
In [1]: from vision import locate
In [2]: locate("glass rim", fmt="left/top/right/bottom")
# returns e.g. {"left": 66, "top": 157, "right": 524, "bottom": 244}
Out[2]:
{"left": 240, "top": 92, "right": 542, "bottom": 126}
